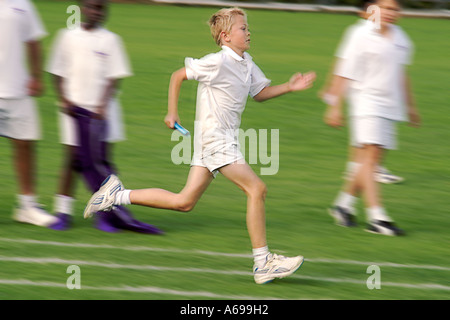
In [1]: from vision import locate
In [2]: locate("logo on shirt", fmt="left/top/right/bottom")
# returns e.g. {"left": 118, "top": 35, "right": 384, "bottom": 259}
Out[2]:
{"left": 395, "top": 44, "right": 408, "bottom": 51}
{"left": 94, "top": 51, "right": 109, "bottom": 57}
{"left": 12, "top": 8, "right": 26, "bottom": 14}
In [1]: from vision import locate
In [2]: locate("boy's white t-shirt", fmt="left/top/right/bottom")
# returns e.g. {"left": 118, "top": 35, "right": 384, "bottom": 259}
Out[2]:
{"left": 185, "top": 45, "right": 271, "bottom": 163}
{"left": 0, "top": 0, "right": 47, "bottom": 98}
{"left": 334, "top": 22, "right": 413, "bottom": 121}
{"left": 47, "top": 26, "right": 133, "bottom": 110}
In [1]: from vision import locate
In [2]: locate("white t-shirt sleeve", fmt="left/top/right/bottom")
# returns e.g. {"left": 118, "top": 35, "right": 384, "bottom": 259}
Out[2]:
{"left": 46, "top": 29, "right": 68, "bottom": 78}
{"left": 335, "top": 24, "right": 360, "bottom": 59}
{"left": 23, "top": 0, "right": 47, "bottom": 42}
{"left": 402, "top": 34, "right": 414, "bottom": 66}
{"left": 105, "top": 35, "right": 133, "bottom": 79}
{"left": 249, "top": 62, "right": 271, "bottom": 98}
{"left": 184, "top": 53, "right": 221, "bottom": 84}
{"left": 334, "top": 32, "right": 363, "bottom": 81}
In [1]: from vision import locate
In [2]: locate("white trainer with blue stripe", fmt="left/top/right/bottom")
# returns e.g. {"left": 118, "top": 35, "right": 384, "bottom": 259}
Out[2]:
{"left": 253, "top": 253, "right": 304, "bottom": 284}
{"left": 83, "top": 174, "right": 124, "bottom": 219}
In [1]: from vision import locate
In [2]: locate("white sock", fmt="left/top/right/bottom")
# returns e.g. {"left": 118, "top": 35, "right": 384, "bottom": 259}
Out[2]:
{"left": 334, "top": 191, "right": 357, "bottom": 214}
{"left": 18, "top": 194, "right": 36, "bottom": 209}
{"left": 54, "top": 194, "right": 74, "bottom": 215}
{"left": 252, "top": 246, "right": 270, "bottom": 268}
{"left": 367, "top": 206, "right": 392, "bottom": 222}
{"left": 115, "top": 189, "right": 131, "bottom": 206}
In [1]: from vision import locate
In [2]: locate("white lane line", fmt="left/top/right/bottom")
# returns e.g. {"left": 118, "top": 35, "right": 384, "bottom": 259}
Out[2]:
{"left": 1, "top": 237, "right": 449, "bottom": 271}
{"left": 0, "top": 279, "right": 289, "bottom": 300}
{"left": 1, "top": 255, "right": 449, "bottom": 291}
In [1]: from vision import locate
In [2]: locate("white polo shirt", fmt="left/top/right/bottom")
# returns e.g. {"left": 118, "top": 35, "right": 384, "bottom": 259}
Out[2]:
{"left": 335, "top": 22, "right": 413, "bottom": 121}
{"left": 185, "top": 45, "right": 271, "bottom": 160}
{"left": 0, "top": 0, "right": 47, "bottom": 98}
{"left": 47, "top": 26, "right": 132, "bottom": 109}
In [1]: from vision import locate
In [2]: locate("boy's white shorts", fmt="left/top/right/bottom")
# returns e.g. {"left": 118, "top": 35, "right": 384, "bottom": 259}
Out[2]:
{"left": 350, "top": 116, "right": 397, "bottom": 150}
{"left": 0, "top": 97, "right": 41, "bottom": 140}
{"left": 59, "top": 99, "right": 125, "bottom": 146}
{"left": 191, "top": 143, "right": 244, "bottom": 177}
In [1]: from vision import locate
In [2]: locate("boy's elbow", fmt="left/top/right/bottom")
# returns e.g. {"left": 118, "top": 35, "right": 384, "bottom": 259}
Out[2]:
{"left": 172, "top": 67, "right": 187, "bottom": 81}
{"left": 253, "top": 93, "right": 266, "bottom": 102}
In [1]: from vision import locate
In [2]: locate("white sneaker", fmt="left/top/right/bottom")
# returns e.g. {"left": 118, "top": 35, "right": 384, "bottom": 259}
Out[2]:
{"left": 13, "top": 205, "right": 58, "bottom": 227}
{"left": 253, "top": 253, "right": 304, "bottom": 284}
{"left": 374, "top": 167, "right": 404, "bottom": 184}
{"left": 83, "top": 174, "right": 124, "bottom": 219}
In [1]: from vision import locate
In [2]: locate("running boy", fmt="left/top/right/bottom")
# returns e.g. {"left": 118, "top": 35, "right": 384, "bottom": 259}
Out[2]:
{"left": 324, "top": 0, "right": 420, "bottom": 235}
{"left": 84, "top": 7, "right": 316, "bottom": 284}
{"left": 47, "top": 0, "right": 161, "bottom": 234}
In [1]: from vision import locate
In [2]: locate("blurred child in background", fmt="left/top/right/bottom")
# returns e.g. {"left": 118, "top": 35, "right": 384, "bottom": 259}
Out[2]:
{"left": 323, "top": 0, "right": 420, "bottom": 235}
{"left": 0, "top": 0, "right": 57, "bottom": 227}
{"left": 47, "top": 0, "right": 162, "bottom": 234}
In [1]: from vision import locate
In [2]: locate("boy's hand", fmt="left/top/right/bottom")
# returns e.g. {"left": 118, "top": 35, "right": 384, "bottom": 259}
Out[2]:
{"left": 164, "top": 113, "right": 180, "bottom": 129}
{"left": 94, "top": 104, "right": 107, "bottom": 120}
{"left": 59, "top": 98, "right": 75, "bottom": 117}
{"left": 27, "top": 77, "right": 44, "bottom": 97}
{"left": 288, "top": 71, "right": 316, "bottom": 92}
{"left": 408, "top": 108, "right": 421, "bottom": 128}
{"left": 324, "top": 106, "right": 344, "bottom": 128}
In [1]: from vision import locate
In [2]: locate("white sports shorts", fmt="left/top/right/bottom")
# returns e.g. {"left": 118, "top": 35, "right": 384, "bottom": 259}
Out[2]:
{"left": 191, "top": 143, "right": 245, "bottom": 177}
{"left": 0, "top": 97, "right": 41, "bottom": 140}
{"left": 59, "top": 98, "right": 125, "bottom": 146}
{"left": 350, "top": 116, "right": 397, "bottom": 150}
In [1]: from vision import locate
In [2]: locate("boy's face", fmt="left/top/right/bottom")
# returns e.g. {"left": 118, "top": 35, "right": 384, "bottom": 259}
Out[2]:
{"left": 377, "top": 0, "right": 401, "bottom": 26}
{"left": 82, "top": 0, "right": 108, "bottom": 27}
{"left": 223, "top": 15, "right": 250, "bottom": 55}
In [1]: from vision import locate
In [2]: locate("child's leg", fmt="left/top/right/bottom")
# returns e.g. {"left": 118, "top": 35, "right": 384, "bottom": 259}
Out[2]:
{"left": 11, "top": 139, "right": 35, "bottom": 196}
{"left": 347, "top": 144, "right": 382, "bottom": 208}
{"left": 219, "top": 162, "right": 267, "bottom": 249}
{"left": 57, "top": 145, "right": 78, "bottom": 197}
{"left": 50, "top": 145, "right": 77, "bottom": 230}
{"left": 128, "top": 165, "right": 214, "bottom": 212}
{"left": 219, "top": 161, "right": 304, "bottom": 283}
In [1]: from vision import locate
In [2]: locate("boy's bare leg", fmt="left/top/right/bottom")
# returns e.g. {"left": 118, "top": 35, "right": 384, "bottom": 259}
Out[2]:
{"left": 129, "top": 165, "right": 213, "bottom": 212}
{"left": 58, "top": 145, "right": 77, "bottom": 197}
{"left": 11, "top": 139, "right": 35, "bottom": 195}
{"left": 345, "top": 144, "right": 382, "bottom": 208}
{"left": 219, "top": 162, "right": 267, "bottom": 249}
{"left": 11, "top": 139, "right": 57, "bottom": 227}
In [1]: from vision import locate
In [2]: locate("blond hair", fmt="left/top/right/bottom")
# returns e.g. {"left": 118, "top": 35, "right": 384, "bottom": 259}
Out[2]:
{"left": 208, "top": 7, "right": 247, "bottom": 46}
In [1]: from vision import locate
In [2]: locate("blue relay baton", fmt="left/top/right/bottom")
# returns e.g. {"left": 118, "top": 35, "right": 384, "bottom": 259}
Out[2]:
{"left": 174, "top": 122, "right": 190, "bottom": 136}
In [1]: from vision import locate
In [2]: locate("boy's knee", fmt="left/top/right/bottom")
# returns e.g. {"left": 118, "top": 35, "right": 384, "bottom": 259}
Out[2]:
{"left": 174, "top": 195, "right": 196, "bottom": 212}
{"left": 248, "top": 180, "right": 267, "bottom": 200}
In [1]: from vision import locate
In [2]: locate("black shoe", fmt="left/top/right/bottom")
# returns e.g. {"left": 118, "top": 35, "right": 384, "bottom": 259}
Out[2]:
{"left": 366, "top": 220, "right": 405, "bottom": 236}
{"left": 328, "top": 206, "right": 357, "bottom": 227}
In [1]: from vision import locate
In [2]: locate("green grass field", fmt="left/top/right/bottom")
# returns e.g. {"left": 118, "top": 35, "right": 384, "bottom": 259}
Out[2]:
{"left": 0, "top": 1, "right": 449, "bottom": 301}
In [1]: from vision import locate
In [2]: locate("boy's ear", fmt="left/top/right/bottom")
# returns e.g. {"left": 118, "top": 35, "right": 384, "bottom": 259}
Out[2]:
{"left": 220, "top": 31, "right": 231, "bottom": 44}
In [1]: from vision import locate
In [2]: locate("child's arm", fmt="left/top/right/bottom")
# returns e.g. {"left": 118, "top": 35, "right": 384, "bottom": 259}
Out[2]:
{"left": 26, "top": 40, "right": 44, "bottom": 97}
{"left": 323, "top": 75, "right": 348, "bottom": 128}
{"left": 96, "top": 79, "right": 119, "bottom": 120}
{"left": 53, "top": 75, "right": 74, "bottom": 115}
{"left": 165, "top": 67, "right": 188, "bottom": 129}
{"left": 253, "top": 71, "right": 316, "bottom": 102}
{"left": 404, "top": 71, "right": 420, "bottom": 128}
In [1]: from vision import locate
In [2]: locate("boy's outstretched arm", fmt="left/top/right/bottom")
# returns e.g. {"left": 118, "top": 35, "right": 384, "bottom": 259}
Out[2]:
{"left": 165, "top": 67, "right": 188, "bottom": 129}
{"left": 253, "top": 71, "right": 316, "bottom": 102}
